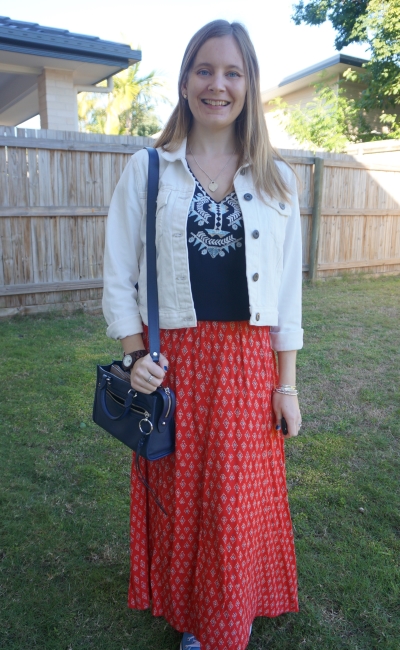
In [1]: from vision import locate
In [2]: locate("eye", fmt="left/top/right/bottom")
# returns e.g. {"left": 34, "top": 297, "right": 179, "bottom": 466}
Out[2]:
{"left": 227, "top": 71, "right": 240, "bottom": 78}
{"left": 197, "top": 69, "right": 210, "bottom": 76}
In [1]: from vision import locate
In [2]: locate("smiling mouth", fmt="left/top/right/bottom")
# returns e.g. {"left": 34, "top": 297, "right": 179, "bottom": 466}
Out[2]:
{"left": 201, "top": 99, "right": 230, "bottom": 106}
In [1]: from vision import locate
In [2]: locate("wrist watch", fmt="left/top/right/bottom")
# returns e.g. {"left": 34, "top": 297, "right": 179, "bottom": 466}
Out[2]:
{"left": 122, "top": 349, "right": 147, "bottom": 371}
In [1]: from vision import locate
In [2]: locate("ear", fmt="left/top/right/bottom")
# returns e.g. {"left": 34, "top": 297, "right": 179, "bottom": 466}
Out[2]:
{"left": 181, "top": 79, "right": 188, "bottom": 100}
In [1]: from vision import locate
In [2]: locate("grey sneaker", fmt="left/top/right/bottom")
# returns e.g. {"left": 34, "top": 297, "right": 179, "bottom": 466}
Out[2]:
{"left": 180, "top": 632, "right": 201, "bottom": 649}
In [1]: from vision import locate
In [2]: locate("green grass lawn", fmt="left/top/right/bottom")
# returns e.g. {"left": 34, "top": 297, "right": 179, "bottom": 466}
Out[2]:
{"left": 1, "top": 276, "right": 399, "bottom": 650}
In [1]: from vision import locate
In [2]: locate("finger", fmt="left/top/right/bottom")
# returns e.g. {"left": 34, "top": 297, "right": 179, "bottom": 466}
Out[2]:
{"left": 139, "top": 367, "right": 164, "bottom": 388}
{"left": 130, "top": 360, "right": 164, "bottom": 393}
{"left": 158, "top": 353, "right": 169, "bottom": 372}
{"left": 285, "top": 417, "right": 300, "bottom": 438}
{"left": 134, "top": 355, "right": 165, "bottom": 380}
{"left": 271, "top": 392, "right": 284, "bottom": 433}
{"left": 143, "top": 360, "right": 165, "bottom": 381}
{"left": 273, "top": 408, "right": 283, "bottom": 432}
{"left": 130, "top": 371, "right": 160, "bottom": 394}
{"left": 130, "top": 378, "right": 155, "bottom": 395}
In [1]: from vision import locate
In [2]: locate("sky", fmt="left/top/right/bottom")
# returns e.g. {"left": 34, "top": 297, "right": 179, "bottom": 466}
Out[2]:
{"left": 8, "top": 0, "right": 369, "bottom": 127}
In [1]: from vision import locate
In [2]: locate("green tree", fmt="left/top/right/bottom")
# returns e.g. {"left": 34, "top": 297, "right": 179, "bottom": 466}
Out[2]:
{"left": 78, "top": 62, "right": 166, "bottom": 136}
{"left": 292, "top": 0, "right": 400, "bottom": 138}
{"left": 292, "top": 0, "right": 370, "bottom": 49}
{"left": 270, "top": 80, "right": 365, "bottom": 152}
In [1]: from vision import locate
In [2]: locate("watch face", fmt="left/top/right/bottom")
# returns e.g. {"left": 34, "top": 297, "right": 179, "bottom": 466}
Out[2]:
{"left": 122, "top": 354, "right": 133, "bottom": 368}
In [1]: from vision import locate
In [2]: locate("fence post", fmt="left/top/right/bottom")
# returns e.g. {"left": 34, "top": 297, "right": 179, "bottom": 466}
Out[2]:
{"left": 309, "top": 157, "right": 325, "bottom": 281}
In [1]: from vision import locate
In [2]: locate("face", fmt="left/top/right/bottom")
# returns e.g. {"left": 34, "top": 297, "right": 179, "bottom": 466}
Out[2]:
{"left": 182, "top": 35, "right": 247, "bottom": 132}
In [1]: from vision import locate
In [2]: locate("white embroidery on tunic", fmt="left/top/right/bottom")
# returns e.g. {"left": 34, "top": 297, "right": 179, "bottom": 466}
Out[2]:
{"left": 188, "top": 178, "right": 243, "bottom": 258}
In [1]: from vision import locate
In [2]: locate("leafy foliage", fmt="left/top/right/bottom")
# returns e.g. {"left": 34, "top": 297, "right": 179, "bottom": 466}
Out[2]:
{"left": 78, "top": 62, "right": 167, "bottom": 136}
{"left": 270, "top": 81, "right": 367, "bottom": 152}
{"left": 292, "top": 0, "right": 400, "bottom": 139}
{"left": 351, "top": 0, "right": 400, "bottom": 134}
{"left": 292, "top": 0, "right": 369, "bottom": 50}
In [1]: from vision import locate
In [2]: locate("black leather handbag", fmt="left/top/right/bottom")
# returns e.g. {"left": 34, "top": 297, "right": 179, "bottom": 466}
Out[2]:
{"left": 93, "top": 147, "right": 175, "bottom": 513}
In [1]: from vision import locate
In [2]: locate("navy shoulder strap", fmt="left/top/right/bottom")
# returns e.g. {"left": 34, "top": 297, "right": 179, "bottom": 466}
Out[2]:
{"left": 145, "top": 147, "right": 161, "bottom": 363}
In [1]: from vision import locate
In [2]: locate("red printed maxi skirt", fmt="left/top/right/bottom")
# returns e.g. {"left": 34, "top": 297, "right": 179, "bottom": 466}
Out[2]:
{"left": 128, "top": 321, "right": 298, "bottom": 650}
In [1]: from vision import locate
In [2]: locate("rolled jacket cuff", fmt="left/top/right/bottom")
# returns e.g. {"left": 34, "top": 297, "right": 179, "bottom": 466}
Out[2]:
{"left": 269, "top": 328, "right": 304, "bottom": 352}
{"left": 105, "top": 315, "right": 143, "bottom": 340}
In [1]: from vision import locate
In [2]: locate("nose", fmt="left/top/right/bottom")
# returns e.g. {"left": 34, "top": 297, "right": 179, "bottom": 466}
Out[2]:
{"left": 208, "top": 72, "right": 226, "bottom": 93}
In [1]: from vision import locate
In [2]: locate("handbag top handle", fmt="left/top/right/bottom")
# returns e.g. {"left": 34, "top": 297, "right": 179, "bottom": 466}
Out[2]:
{"left": 145, "top": 147, "right": 161, "bottom": 364}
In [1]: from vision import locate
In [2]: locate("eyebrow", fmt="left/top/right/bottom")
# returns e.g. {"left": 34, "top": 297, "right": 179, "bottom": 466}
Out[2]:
{"left": 194, "top": 62, "right": 244, "bottom": 73}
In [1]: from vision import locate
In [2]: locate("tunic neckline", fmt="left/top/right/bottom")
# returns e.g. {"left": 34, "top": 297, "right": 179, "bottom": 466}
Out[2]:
{"left": 186, "top": 163, "right": 236, "bottom": 205}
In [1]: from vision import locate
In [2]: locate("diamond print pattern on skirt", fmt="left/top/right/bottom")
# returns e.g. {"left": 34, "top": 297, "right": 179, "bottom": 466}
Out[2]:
{"left": 128, "top": 321, "right": 298, "bottom": 650}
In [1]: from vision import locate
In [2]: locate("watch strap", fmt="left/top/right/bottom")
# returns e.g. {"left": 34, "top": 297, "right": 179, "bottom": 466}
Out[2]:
{"left": 123, "top": 349, "right": 148, "bottom": 370}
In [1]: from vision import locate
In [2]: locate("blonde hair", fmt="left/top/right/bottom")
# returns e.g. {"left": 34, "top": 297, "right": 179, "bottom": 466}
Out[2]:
{"left": 155, "top": 20, "right": 290, "bottom": 202}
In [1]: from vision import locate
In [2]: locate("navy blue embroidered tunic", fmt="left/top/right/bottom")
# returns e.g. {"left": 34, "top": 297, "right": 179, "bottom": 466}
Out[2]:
{"left": 187, "top": 173, "right": 250, "bottom": 321}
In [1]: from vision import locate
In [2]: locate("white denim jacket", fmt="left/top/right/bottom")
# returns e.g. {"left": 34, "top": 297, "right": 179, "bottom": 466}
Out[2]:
{"left": 102, "top": 138, "right": 303, "bottom": 351}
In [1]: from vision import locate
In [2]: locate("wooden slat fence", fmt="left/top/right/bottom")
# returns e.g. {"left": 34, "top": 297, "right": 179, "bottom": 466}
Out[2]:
{"left": 280, "top": 147, "right": 400, "bottom": 279}
{"left": 0, "top": 127, "right": 399, "bottom": 317}
{"left": 0, "top": 127, "right": 154, "bottom": 316}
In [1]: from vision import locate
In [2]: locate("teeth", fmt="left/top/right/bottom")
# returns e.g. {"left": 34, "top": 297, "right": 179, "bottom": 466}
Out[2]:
{"left": 203, "top": 99, "right": 229, "bottom": 106}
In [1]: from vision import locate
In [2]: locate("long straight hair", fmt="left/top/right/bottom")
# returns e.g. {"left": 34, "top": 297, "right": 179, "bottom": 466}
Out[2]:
{"left": 155, "top": 20, "right": 290, "bottom": 202}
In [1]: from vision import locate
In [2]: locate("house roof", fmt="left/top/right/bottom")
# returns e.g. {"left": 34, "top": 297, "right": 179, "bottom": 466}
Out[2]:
{"left": 0, "top": 16, "right": 141, "bottom": 67}
{"left": 262, "top": 53, "right": 368, "bottom": 104}
{"left": 0, "top": 17, "right": 141, "bottom": 126}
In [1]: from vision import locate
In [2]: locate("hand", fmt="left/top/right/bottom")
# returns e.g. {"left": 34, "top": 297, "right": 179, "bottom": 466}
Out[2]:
{"left": 130, "top": 352, "right": 169, "bottom": 394}
{"left": 272, "top": 391, "right": 302, "bottom": 438}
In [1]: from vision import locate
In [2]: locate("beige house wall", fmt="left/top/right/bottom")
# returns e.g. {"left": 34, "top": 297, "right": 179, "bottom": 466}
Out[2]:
{"left": 38, "top": 68, "right": 78, "bottom": 131}
{"left": 263, "top": 76, "right": 341, "bottom": 116}
{"left": 263, "top": 75, "right": 342, "bottom": 148}
{"left": 265, "top": 112, "right": 301, "bottom": 149}
{"left": 262, "top": 74, "right": 397, "bottom": 148}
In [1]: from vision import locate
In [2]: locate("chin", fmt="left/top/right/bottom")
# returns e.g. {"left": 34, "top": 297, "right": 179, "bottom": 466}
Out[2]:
{"left": 198, "top": 114, "right": 236, "bottom": 130}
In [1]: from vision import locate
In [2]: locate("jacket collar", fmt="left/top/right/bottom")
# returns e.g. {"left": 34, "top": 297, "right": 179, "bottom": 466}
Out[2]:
{"left": 157, "top": 138, "right": 188, "bottom": 163}
{"left": 157, "top": 136, "right": 251, "bottom": 173}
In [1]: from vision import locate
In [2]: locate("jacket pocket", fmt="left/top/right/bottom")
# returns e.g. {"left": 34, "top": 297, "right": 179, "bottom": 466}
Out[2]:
{"left": 266, "top": 197, "right": 292, "bottom": 218}
{"left": 265, "top": 198, "right": 291, "bottom": 258}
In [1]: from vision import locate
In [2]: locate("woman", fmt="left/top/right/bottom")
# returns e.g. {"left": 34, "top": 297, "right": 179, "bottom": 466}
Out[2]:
{"left": 103, "top": 19, "right": 303, "bottom": 650}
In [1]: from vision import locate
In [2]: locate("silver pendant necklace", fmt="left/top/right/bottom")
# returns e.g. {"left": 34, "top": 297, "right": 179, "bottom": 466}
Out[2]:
{"left": 188, "top": 144, "right": 236, "bottom": 193}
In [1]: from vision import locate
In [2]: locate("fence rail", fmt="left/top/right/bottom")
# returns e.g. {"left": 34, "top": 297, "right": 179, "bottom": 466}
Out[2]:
{"left": 1, "top": 126, "right": 400, "bottom": 317}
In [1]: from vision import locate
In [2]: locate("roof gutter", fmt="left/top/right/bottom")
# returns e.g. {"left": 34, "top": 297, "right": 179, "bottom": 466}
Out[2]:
{"left": 76, "top": 76, "right": 114, "bottom": 94}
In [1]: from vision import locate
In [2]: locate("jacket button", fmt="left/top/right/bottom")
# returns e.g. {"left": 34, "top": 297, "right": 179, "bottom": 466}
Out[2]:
{"left": 252, "top": 230, "right": 259, "bottom": 239}
{"left": 244, "top": 193, "right": 253, "bottom": 201}
{"left": 255, "top": 313, "right": 260, "bottom": 321}
{"left": 252, "top": 273, "right": 259, "bottom": 281}
{"left": 240, "top": 168, "right": 246, "bottom": 175}
{"left": 279, "top": 202, "right": 286, "bottom": 210}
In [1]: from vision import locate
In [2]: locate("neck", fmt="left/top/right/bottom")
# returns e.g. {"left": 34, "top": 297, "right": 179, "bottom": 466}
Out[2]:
{"left": 188, "top": 123, "right": 237, "bottom": 155}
